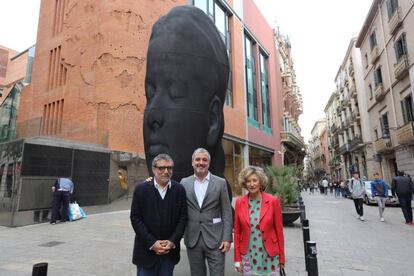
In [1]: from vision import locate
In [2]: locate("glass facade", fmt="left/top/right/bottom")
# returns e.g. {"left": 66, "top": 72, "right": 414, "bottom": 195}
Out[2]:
{"left": 244, "top": 35, "right": 258, "bottom": 126}
{"left": 260, "top": 52, "right": 271, "bottom": 133}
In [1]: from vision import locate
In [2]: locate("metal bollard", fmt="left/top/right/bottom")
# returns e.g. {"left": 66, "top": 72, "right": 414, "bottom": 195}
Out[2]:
{"left": 302, "top": 219, "right": 310, "bottom": 270}
{"left": 32, "top": 262, "right": 48, "bottom": 276}
{"left": 300, "top": 204, "right": 306, "bottom": 223}
{"left": 306, "top": 241, "right": 318, "bottom": 276}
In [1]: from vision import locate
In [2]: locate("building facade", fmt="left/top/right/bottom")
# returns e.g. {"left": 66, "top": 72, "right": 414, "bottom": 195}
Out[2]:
{"left": 356, "top": 0, "right": 414, "bottom": 183}
{"left": 308, "top": 119, "right": 327, "bottom": 181}
{"left": 276, "top": 30, "right": 305, "bottom": 167}
{"left": 16, "top": 0, "right": 285, "bottom": 196}
{"left": 330, "top": 38, "right": 379, "bottom": 181}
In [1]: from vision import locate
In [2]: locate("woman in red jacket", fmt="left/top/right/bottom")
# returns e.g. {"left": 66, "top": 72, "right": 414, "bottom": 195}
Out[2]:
{"left": 234, "top": 166, "right": 285, "bottom": 275}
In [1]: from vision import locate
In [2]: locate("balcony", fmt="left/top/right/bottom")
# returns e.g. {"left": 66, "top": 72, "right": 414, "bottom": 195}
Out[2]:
{"left": 349, "top": 84, "right": 357, "bottom": 98}
{"left": 338, "top": 142, "right": 350, "bottom": 155}
{"left": 348, "top": 63, "right": 354, "bottom": 76}
{"left": 395, "top": 122, "right": 414, "bottom": 145}
{"left": 374, "top": 83, "right": 386, "bottom": 102}
{"left": 374, "top": 137, "right": 393, "bottom": 154}
{"left": 351, "top": 112, "right": 360, "bottom": 122}
{"left": 394, "top": 55, "right": 409, "bottom": 80}
{"left": 371, "top": 46, "right": 380, "bottom": 64}
{"left": 389, "top": 7, "right": 403, "bottom": 35}
{"left": 281, "top": 131, "right": 305, "bottom": 150}
{"left": 349, "top": 136, "right": 364, "bottom": 152}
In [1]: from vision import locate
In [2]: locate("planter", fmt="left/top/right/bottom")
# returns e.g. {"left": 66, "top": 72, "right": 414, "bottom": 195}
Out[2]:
{"left": 282, "top": 209, "right": 301, "bottom": 225}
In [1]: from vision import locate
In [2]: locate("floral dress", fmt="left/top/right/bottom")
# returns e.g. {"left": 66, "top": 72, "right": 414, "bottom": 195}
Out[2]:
{"left": 242, "top": 197, "right": 280, "bottom": 276}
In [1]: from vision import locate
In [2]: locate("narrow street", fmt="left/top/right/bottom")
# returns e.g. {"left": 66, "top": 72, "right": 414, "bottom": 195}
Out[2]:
{"left": 299, "top": 192, "right": 414, "bottom": 276}
{"left": 0, "top": 193, "right": 413, "bottom": 275}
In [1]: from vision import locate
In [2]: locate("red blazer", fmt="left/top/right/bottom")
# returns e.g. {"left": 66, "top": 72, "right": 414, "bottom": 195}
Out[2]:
{"left": 234, "top": 192, "right": 285, "bottom": 264}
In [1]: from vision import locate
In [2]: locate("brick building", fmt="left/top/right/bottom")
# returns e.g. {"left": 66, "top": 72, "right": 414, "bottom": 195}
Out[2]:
{"left": 16, "top": 0, "right": 285, "bottom": 196}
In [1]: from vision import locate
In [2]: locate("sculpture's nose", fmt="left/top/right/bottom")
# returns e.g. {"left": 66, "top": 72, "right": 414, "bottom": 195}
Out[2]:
{"left": 147, "top": 109, "right": 164, "bottom": 130}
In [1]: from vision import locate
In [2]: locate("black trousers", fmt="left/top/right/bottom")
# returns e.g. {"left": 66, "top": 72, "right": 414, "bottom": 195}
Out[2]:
{"left": 51, "top": 191, "right": 70, "bottom": 223}
{"left": 398, "top": 194, "right": 413, "bottom": 223}
{"left": 353, "top": 198, "right": 364, "bottom": 216}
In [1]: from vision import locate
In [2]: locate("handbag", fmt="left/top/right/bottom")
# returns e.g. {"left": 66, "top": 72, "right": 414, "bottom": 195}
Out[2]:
{"left": 280, "top": 267, "right": 286, "bottom": 276}
{"left": 68, "top": 202, "right": 86, "bottom": 221}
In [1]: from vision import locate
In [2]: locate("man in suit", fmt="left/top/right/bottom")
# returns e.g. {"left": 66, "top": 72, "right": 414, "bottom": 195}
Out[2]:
{"left": 130, "top": 153, "right": 187, "bottom": 276}
{"left": 180, "top": 148, "right": 233, "bottom": 276}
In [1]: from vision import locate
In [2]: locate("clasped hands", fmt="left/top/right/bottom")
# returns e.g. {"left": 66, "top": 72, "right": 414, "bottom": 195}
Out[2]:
{"left": 152, "top": 240, "right": 174, "bottom": 255}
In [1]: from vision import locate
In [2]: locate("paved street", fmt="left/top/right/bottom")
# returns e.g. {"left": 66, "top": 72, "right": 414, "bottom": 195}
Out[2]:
{"left": 0, "top": 193, "right": 413, "bottom": 275}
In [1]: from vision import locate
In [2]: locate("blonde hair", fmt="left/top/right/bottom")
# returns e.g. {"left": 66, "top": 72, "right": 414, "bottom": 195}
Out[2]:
{"left": 238, "top": 166, "right": 269, "bottom": 190}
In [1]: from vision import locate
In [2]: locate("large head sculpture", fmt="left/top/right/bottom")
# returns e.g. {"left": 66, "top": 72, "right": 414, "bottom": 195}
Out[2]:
{"left": 143, "top": 6, "right": 229, "bottom": 181}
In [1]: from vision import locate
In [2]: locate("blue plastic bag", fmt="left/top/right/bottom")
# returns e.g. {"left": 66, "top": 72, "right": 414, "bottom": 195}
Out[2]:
{"left": 68, "top": 202, "right": 87, "bottom": 221}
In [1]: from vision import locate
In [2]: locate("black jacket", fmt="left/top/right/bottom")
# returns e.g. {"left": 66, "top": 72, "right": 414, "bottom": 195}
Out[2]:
{"left": 391, "top": 176, "right": 414, "bottom": 196}
{"left": 130, "top": 180, "right": 187, "bottom": 268}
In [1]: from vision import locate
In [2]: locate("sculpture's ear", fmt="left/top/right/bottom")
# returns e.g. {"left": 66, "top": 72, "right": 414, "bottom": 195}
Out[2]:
{"left": 207, "top": 96, "right": 223, "bottom": 147}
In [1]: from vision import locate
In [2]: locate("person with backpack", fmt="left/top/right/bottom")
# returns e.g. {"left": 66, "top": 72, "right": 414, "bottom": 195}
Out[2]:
{"left": 348, "top": 171, "right": 366, "bottom": 221}
{"left": 370, "top": 172, "right": 389, "bottom": 222}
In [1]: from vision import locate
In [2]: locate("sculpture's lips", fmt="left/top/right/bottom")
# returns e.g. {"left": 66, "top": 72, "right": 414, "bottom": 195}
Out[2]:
{"left": 148, "top": 144, "right": 169, "bottom": 157}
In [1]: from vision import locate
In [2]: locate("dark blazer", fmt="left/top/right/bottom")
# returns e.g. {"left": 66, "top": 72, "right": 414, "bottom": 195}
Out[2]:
{"left": 130, "top": 180, "right": 187, "bottom": 268}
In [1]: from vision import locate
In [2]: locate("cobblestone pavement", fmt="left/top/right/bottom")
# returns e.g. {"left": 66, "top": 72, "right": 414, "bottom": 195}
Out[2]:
{"left": 300, "top": 191, "right": 414, "bottom": 276}
{"left": 0, "top": 192, "right": 412, "bottom": 275}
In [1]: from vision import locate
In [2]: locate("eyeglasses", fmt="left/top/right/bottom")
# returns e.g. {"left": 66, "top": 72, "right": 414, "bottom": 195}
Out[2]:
{"left": 154, "top": 166, "right": 173, "bottom": 171}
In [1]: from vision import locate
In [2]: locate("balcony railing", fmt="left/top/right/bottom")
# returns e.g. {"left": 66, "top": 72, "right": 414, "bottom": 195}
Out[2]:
{"left": 338, "top": 142, "right": 350, "bottom": 154}
{"left": 394, "top": 55, "right": 409, "bottom": 80}
{"left": 389, "top": 7, "right": 403, "bottom": 35}
{"left": 395, "top": 121, "right": 414, "bottom": 145}
{"left": 281, "top": 131, "right": 305, "bottom": 149}
{"left": 374, "top": 136, "right": 393, "bottom": 154}
{"left": 374, "top": 83, "right": 386, "bottom": 102}
{"left": 371, "top": 46, "right": 380, "bottom": 64}
{"left": 348, "top": 63, "right": 354, "bottom": 76}
{"left": 349, "top": 136, "right": 363, "bottom": 151}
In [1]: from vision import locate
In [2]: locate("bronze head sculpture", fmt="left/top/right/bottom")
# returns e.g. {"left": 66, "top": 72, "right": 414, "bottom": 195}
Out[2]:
{"left": 143, "top": 5, "right": 229, "bottom": 181}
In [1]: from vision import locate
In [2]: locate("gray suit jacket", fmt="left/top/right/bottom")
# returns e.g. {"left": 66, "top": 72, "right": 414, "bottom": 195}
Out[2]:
{"left": 181, "top": 173, "right": 233, "bottom": 249}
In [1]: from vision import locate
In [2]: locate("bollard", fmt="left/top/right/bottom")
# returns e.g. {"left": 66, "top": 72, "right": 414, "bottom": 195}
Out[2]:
{"left": 302, "top": 219, "right": 310, "bottom": 270}
{"left": 32, "top": 262, "right": 48, "bottom": 276}
{"left": 306, "top": 241, "right": 318, "bottom": 276}
{"left": 300, "top": 204, "right": 306, "bottom": 223}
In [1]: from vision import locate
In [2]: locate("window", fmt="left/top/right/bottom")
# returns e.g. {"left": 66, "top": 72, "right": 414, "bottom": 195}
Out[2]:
{"left": 374, "top": 67, "right": 383, "bottom": 88}
{"left": 369, "top": 31, "right": 377, "bottom": 50}
{"left": 364, "top": 53, "right": 368, "bottom": 68}
{"left": 259, "top": 51, "right": 270, "bottom": 132}
{"left": 368, "top": 84, "right": 373, "bottom": 99}
{"left": 374, "top": 129, "right": 378, "bottom": 140}
{"left": 244, "top": 35, "right": 258, "bottom": 125}
{"left": 387, "top": 0, "right": 399, "bottom": 19}
{"left": 380, "top": 113, "right": 390, "bottom": 138}
{"left": 394, "top": 33, "right": 407, "bottom": 61}
{"left": 401, "top": 95, "right": 414, "bottom": 124}
{"left": 24, "top": 46, "right": 35, "bottom": 84}
{"left": 194, "top": 1, "right": 233, "bottom": 106}
{"left": 0, "top": 88, "right": 3, "bottom": 97}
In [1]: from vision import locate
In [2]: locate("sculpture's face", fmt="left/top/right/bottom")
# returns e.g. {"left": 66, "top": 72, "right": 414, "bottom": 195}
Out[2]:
{"left": 143, "top": 53, "right": 215, "bottom": 180}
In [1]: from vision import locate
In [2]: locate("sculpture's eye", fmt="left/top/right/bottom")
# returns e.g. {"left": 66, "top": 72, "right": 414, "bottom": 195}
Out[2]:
{"left": 169, "top": 81, "right": 186, "bottom": 99}
{"left": 145, "top": 83, "right": 155, "bottom": 99}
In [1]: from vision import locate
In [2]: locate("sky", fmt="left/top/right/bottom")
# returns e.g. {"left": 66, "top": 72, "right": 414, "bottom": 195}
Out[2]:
{"left": 253, "top": 0, "right": 373, "bottom": 142}
{"left": 0, "top": 0, "right": 373, "bottom": 143}
{"left": 0, "top": 0, "right": 41, "bottom": 51}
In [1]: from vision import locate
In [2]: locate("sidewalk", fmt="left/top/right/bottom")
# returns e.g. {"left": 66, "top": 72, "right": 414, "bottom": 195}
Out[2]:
{"left": 0, "top": 197, "right": 306, "bottom": 276}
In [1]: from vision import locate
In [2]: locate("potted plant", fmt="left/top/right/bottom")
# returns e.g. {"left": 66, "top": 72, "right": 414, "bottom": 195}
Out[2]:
{"left": 265, "top": 166, "right": 301, "bottom": 225}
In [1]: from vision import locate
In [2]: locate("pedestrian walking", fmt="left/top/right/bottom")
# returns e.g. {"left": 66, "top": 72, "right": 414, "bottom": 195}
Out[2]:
{"left": 180, "top": 148, "right": 233, "bottom": 276}
{"left": 50, "top": 177, "right": 74, "bottom": 224}
{"left": 130, "top": 153, "right": 187, "bottom": 276}
{"left": 391, "top": 171, "right": 414, "bottom": 225}
{"left": 370, "top": 172, "right": 389, "bottom": 222}
{"left": 322, "top": 178, "right": 328, "bottom": 195}
{"left": 348, "top": 172, "right": 365, "bottom": 221}
{"left": 334, "top": 181, "right": 341, "bottom": 197}
{"left": 234, "top": 166, "right": 285, "bottom": 275}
